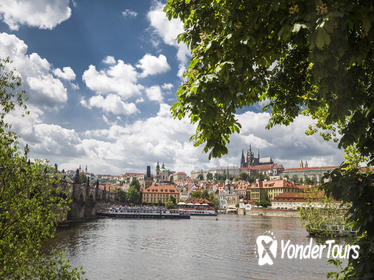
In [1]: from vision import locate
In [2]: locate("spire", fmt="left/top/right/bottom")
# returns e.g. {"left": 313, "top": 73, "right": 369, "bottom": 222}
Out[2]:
{"left": 241, "top": 150, "right": 246, "bottom": 168}
{"left": 258, "top": 149, "right": 260, "bottom": 159}
{"left": 305, "top": 161, "right": 308, "bottom": 168}
{"left": 162, "top": 162, "right": 165, "bottom": 169}
{"left": 249, "top": 144, "right": 252, "bottom": 154}
{"left": 300, "top": 160, "right": 304, "bottom": 168}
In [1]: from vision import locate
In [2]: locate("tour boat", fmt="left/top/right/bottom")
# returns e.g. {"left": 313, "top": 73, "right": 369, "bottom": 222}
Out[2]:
{"left": 97, "top": 207, "right": 190, "bottom": 219}
{"left": 179, "top": 208, "right": 217, "bottom": 216}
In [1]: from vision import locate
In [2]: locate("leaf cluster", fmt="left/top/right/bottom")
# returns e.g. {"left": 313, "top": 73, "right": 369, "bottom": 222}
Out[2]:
{"left": 321, "top": 165, "right": 374, "bottom": 279}
{"left": 165, "top": 0, "right": 374, "bottom": 164}
{"left": 0, "top": 58, "right": 83, "bottom": 279}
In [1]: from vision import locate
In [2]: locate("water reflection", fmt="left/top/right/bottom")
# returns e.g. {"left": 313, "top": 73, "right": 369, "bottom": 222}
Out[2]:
{"left": 46, "top": 215, "right": 340, "bottom": 280}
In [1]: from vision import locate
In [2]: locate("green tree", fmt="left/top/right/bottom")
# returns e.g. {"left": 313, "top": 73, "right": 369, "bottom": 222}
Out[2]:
{"left": 165, "top": 195, "right": 177, "bottom": 209}
{"left": 257, "top": 191, "right": 271, "bottom": 208}
{"left": 165, "top": 1, "right": 374, "bottom": 163}
{"left": 214, "top": 173, "right": 226, "bottom": 181}
{"left": 130, "top": 178, "right": 141, "bottom": 191}
{"left": 198, "top": 173, "right": 204, "bottom": 180}
{"left": 165, "top": 2, "right": 374, "bottom": 277}
{"left": 206, "top": 172, "right": 213, "bottom": 181}
{"left": 117, "top": 189, "right": 128, "bottom": 203}
{"left": 0, "top": 58, "right": 83, "bottom": 279}
{"left": 291, "top": 175, "right": 299, "bottom": 184}
{"left": 127, "top": 178, "right": 142, "bottom": 205}
{"left": 202, "top": 189, "right": 209, "bottom": 199}
{"left": 191, "top": 190, "right": 202, "bottom": 198}
{"left": 299, "top": 186, "right": 348, "bottom": 238}
{"left": 208, "top": 193, "right": 220, "bottom": 209}
{"left": 239, "top": 172, "right": 249, "bottom": 181}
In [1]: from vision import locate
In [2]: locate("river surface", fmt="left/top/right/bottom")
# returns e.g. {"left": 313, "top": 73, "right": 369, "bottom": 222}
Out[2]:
{"left": 47, "top": 215, "right": 341, "bottom": 280}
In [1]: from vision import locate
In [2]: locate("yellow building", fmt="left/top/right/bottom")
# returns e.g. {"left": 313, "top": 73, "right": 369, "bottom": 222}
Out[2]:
{"left": 142, "top": 185, "right": 179, "bottom": 204}
{"left": 249, "top": 179, "right": 300, "bottom": 203}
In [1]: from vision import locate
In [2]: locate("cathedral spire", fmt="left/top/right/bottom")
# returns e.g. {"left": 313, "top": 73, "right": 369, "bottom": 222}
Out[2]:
{"left": 241, "top": 150, "right": 246, "bottom": 168}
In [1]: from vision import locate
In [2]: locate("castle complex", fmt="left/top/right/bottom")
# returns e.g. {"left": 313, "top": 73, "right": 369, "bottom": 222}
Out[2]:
{"left": 240, "top": 145, "right": 274, "bottom": 168}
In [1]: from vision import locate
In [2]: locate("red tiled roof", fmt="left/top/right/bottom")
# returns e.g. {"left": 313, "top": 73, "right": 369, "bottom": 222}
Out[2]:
{"left": 185, "top": 198, "right": 211, "bottom": 205}
{"left": 249, "top": 179, "right": 296, "bottom": 189}
{"left": 143, "top": 185, "right": 179, "bottom": 194}
{"left": 235, "top": 184, "right": 248, "bottom": 190}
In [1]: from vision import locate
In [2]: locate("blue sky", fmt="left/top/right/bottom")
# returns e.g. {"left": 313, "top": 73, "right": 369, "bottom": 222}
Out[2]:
{"left": 0, "top": 0, "right": 344, "bottom": 175}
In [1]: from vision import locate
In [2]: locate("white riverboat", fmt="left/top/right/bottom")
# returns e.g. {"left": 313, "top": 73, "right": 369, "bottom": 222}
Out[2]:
{"left": 177, "top": 201, "right": 218, "bottom": 216}
{"left": 97, "top": 206, "right": 190, "bottom": 219}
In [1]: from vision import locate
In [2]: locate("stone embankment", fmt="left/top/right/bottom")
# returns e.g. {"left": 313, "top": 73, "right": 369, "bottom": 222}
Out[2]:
{"left": 246, "top": 208, "right": 299, "bottom": 217}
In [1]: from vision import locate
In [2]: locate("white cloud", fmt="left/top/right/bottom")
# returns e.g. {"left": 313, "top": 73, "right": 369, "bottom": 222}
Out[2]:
{"left": 161, "top": 83, "right": 173, "bottom": 90}
{"left": 82, "top": 94, "right": 139, "bottom": 115}
{"left": 71, "top": 83, "right": 80, "bottom": 90}
{"left": 135, "top": 97, "right": 144, "bottom": 103}
{"left": 122, "top": 9, "right": 137, "bottom": 18}
{"left": 231, "top": 111, "right": 344, "bottom": 168}
{"left": 176, "top": 41, "right": 190, "bottom": 65}
{"left": 5, "top": 105, "right": 83, "bottom": 158}
{"left": 147, "top": 2, "right": 184, "bottom": 47}
{"left": 82, "top": 59, "right": 143, "bottom": 99}
{"left": 177, "top": 64, "right": 186, "bottom": 79}
{"left": 147, "top": 1, "right": 191, "bottom": 77}
{"left": 102, "top": 56, "right": 116, "bottom": 65}
{"left": 136, "top": 53, "right": 170, "bottom": 78}
{"left": 0, "top": 0, "right": 71, "bottom": 30}
{"left": 145, "top": 86, "right": 163, "bottom": 102}
{"left": 27, "top": 75, "right": 67, "bottom": 106}
{"left": 0, "top": 32, "right": 68, "bottom": 108}
{"left": 53, "top": 66, "right": 76, "bottom": 81}
{"left": 5, "top": 100, "right": 344, "bottom": 175}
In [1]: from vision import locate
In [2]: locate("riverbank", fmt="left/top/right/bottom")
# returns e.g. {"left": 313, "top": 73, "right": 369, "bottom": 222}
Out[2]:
{"left": 246, "top": 208, "right": 299, "bottom": 217}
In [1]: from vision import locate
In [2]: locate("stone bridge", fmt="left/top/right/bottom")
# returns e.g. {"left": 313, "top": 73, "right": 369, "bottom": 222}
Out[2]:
{"left": 67, "top": 179, "right": 118, "bottom": 220}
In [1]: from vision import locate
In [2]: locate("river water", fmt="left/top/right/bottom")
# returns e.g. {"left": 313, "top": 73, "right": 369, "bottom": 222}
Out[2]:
{"left": 47, "top": 215, "right": 340, "bottom": 280}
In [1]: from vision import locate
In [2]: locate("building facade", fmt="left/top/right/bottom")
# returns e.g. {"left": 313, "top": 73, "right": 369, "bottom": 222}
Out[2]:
{"left": 155, "top": 162, "right": 175, "bottom": 183}
{"left": 282, "top": 166, "right": 338, "bottom": 183}
{"left": 191, "top": 166, "right": 241, "bottom": 180}
{"left": 248, "top": 179, "right": 300, "bottom": 203}
{"left": 142, "top": 185, "right": 179, "bottom": 204}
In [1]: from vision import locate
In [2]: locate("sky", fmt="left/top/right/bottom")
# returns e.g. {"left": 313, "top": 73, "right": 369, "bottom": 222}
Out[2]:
{"left": 0, "top": 0, "right": 344, "bottom": 175}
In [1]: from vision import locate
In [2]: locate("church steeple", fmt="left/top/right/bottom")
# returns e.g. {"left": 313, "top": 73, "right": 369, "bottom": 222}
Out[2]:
{"left": 156, "top": 161, "right": 160, "bottom": 183}
{"left": 240, "top": 150, "right": 246, "bottom": 168}
{"left": 247, "top": 144, "right": 254, "bottom": 166}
